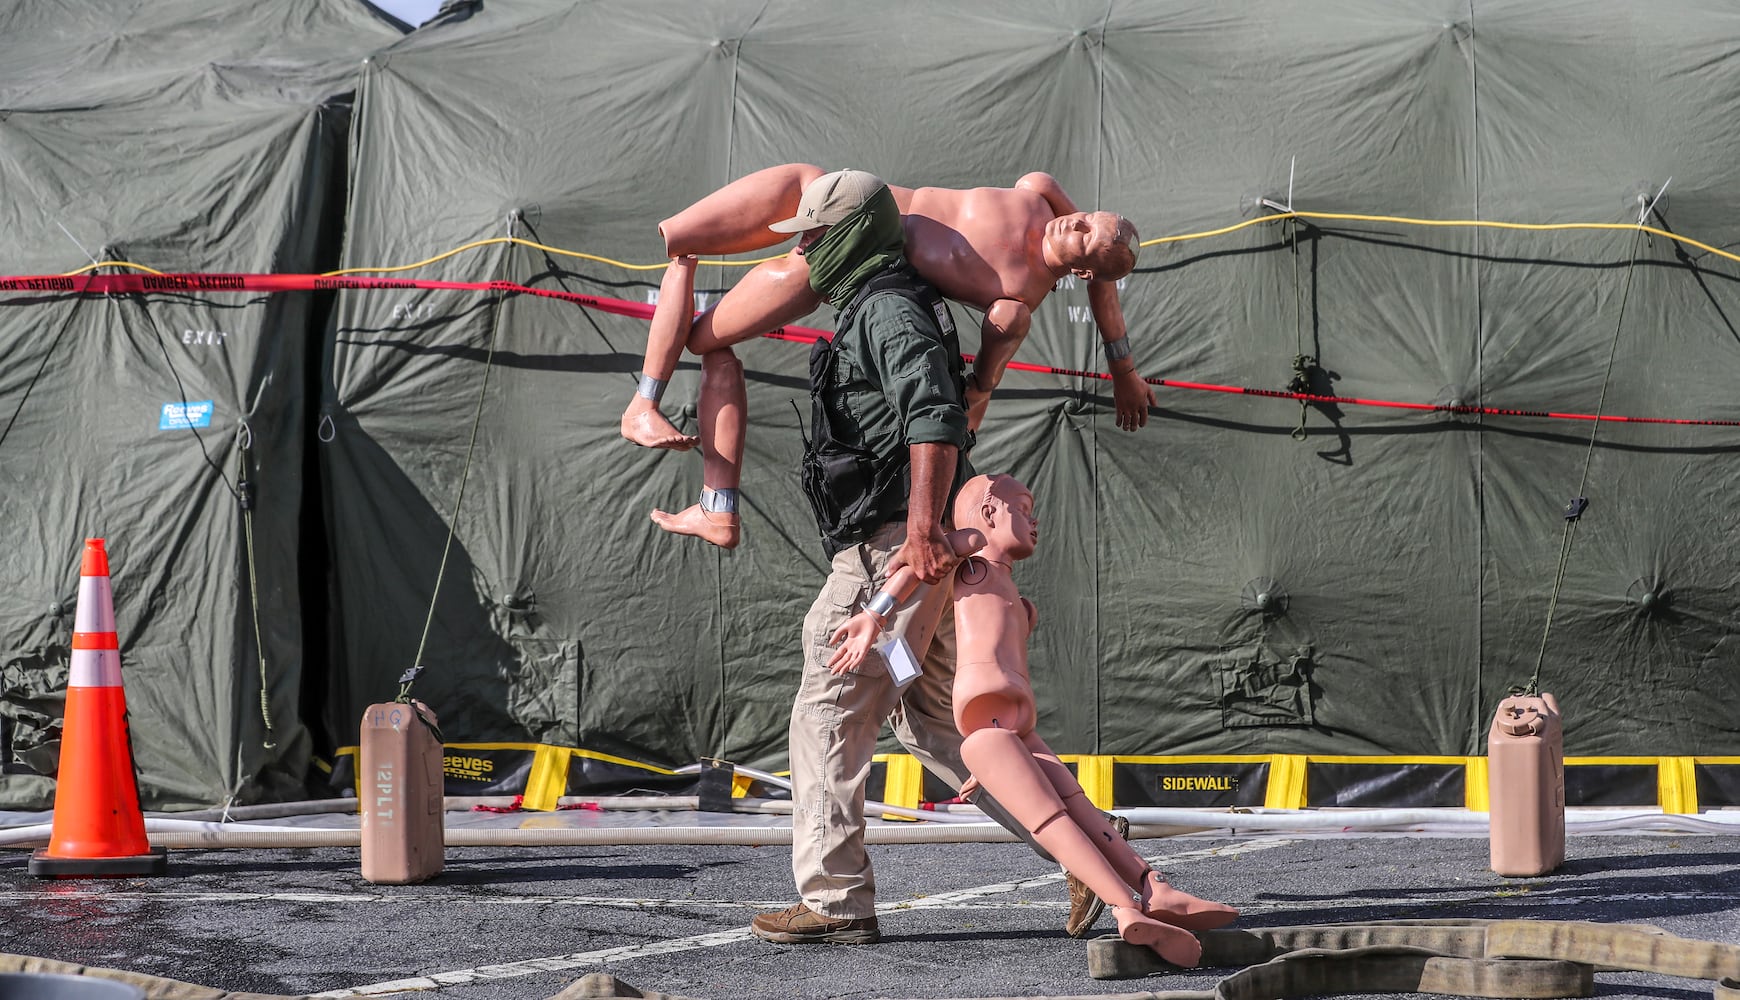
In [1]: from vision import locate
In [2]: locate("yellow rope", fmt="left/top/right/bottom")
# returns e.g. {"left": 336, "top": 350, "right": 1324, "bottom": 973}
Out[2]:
{"left": 59, "top": 260, "right": 166, "bottom": 276}
{"left": 57, "top": 208, "right": 1740, "bottom": 278}
{"left": 1144, "top": 209, "right": 1740, "bottom": 267}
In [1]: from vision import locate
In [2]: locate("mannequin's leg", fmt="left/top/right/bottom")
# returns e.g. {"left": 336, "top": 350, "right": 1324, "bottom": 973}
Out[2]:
{"left": 659, "top": 163, "right": 826, "bottom": 257}
{"left": 960, "top": 725, "right": 1201, "bottom": 967}
{"left": 626, "top": 162, "right": 824, "bottom": 451}
{"left": 622, "top": 256, "right": 702, "bottom": 450}
{"left": 1023, "top": 732, "right": 1238, "bottom": 931}
{"left": 647, "top": 257, "right": 821, "bottom": 548}
{"left": 649, "top": 347, "right": 744, "bottom": 548}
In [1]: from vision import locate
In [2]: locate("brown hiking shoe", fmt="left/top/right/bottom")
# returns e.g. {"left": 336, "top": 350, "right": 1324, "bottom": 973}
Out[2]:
{"left": 1065, "top": 813, "right": 1131, "bottom": 937}
{"left": 750, "top": 902, "right": 880, "bottom": 944}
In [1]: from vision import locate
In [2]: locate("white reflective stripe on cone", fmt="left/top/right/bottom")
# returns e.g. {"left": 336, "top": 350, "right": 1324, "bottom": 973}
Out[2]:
{"left": 75, "top": 575, "right": 116, "bottom": 634}
{"left": 69, "top": 647, "right": 123, "bottom": 688}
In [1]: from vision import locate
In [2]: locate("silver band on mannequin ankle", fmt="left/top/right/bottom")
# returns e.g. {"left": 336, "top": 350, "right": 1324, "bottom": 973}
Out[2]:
{"left": 699, "top": 486, "right": 738, "bottom": 514}
{"left": 636, "top": 374, "right": 666, "bottom": 402}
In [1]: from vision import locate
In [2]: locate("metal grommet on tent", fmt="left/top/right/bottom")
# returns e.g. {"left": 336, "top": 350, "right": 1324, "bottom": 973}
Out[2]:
{"left": 1626, "top": 577, "right": 1671, "bottom": 614}
{"left": 1434, "top": 384, "right": 1477, "bottom": 422}
{"left": 1241, "top": 578, "right": 1288, "bottom": 616}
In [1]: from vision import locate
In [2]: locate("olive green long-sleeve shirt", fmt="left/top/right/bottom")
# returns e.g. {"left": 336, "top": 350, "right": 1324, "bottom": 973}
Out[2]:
{"left": 820, "top": 291, "right": 970, "bottom": 463}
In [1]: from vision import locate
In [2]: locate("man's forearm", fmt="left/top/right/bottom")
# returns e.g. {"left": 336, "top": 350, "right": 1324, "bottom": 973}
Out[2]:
{"left": 907, "top": 442, "right": 958, "bottom": 530}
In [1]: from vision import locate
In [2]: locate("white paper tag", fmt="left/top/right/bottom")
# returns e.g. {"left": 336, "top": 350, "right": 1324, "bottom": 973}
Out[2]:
{"left": 879, "top": 635, "right": 922, "bottom": 688}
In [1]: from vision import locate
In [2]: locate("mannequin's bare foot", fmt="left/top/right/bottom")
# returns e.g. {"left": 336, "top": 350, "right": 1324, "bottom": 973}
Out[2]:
{"left": 650, "top": 504, "right": 740, "bottom": 549}
{"left": 1112, "top": 906, "right": 1202, "bottom": 967}
{"left": 1140, "top": 870, "right": 1238, "bottom": 930}
{"left": 621, "top": 396, "right": 699, "bottom": 450}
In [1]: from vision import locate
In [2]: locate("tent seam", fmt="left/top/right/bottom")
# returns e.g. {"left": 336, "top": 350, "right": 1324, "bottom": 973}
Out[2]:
{"left": 1091, "top": 0, "right": 1113, "bottom": 753}
{"left": 716, "top": 3, "right": 767, "bottom": 758}
{"left": 1468, "top": 0, "right": 1486, "bottom": 750}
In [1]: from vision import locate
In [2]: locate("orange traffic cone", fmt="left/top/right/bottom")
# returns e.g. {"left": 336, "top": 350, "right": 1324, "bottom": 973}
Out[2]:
{"left": 29, "top": 539, "right": 168, "bottom": 878}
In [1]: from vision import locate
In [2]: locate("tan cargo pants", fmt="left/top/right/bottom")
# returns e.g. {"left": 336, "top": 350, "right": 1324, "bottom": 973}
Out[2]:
{"left": 788, "top": 520, "right": 1036, "bottom": 920}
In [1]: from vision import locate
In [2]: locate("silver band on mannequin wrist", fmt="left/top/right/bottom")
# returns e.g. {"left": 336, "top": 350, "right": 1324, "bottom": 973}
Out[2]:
{"left": 865, "top": 591, "right": 897, "bottom": 620}
{"left": 1102, "top": 335, "right": 1133, "bottom": 364}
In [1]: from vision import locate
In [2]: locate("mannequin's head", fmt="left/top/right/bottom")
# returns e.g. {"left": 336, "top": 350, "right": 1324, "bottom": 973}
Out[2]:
{"left": 1044, "top": 211, "right": 1140, "bottom": 281}
{"left": 952, "top": 474, "right": 1038, "bottom": 563}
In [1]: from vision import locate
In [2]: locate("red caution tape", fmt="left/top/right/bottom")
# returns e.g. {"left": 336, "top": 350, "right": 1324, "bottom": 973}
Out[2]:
{"left": 6, "top": 271, "right": 1738, "bottom": 429}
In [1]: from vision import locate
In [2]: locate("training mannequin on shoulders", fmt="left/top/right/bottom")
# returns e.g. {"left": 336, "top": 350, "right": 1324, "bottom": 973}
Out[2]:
{"left": 620, "top": 163, "right": 1154, "bottom": 549}
{"left": 827, "top": 474, "right": 1238, "bottom": 965}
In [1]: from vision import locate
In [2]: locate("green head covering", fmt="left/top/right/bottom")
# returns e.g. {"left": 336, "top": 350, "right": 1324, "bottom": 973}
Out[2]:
{"left": 802, "top": 184, "right": 905, "bottom": 304}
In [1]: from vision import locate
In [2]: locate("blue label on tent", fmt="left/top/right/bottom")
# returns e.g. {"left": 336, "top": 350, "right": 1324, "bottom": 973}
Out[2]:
{"left": 159, "top": 401, "right": 214, "bottom": 430}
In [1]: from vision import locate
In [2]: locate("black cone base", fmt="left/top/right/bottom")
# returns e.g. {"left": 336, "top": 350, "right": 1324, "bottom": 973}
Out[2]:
{"left": 29, "top": 846, "right": 168, "bottom": 879}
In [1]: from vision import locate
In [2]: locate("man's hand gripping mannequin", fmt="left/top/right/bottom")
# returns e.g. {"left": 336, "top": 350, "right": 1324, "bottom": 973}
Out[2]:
{"left": 829, "top": 474, "right": 1240, "bottom": 965}
{"left": 620, "top": 163, "right": 1155, "bottom": 549}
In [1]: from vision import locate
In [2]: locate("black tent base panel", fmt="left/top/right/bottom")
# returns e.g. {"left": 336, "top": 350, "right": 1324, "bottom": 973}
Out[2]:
{"left": 28, "top": 847, "right": 168, "bottom": 879}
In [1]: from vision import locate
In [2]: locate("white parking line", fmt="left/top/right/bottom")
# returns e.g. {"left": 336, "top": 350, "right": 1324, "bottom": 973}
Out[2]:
{"left": 305, "top": 838, "right": 1296, "bottom": 998}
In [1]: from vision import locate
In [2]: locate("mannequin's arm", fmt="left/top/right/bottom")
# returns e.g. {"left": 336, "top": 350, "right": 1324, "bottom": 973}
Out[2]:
{"left": 826, "top": 528, "right": 985, "bottom": 674}
{"left": 966, "top": 299, "right": 1031, "bottom": 432}
{"left": 1089, "top": 280, "right": 1155, "bottom": 431}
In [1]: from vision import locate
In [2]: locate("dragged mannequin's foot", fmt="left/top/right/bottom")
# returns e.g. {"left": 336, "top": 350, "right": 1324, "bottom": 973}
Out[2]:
{"left": 621, "top": 397, "right": 699, "bottom": 450}
{"left": 1140, "top": 870, "right": 1239, "bottom": 930}
{"left": 650, "top": 504, "right": 740, "bottom": 549}
{"left": 1112, "top": 906, "right": 1202, "bottom": 967}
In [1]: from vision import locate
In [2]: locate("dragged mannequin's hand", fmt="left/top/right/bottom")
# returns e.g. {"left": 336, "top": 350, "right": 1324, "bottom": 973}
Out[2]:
{"left": 826, "top": 613, "right": 883, "bottom": 675}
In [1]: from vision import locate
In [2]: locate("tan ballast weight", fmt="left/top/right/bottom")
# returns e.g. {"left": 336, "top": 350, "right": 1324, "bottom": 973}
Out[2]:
{"left": 360, "top": 700, "right": 445, "bottom": 884}
{"left": 1488, "top": 693, "right": 1565, "bottom": 877}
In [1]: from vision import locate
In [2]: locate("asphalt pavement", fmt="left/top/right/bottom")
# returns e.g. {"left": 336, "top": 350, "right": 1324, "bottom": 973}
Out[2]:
{"left": 3, "top": 828, "right": 1739, "bottom": 999}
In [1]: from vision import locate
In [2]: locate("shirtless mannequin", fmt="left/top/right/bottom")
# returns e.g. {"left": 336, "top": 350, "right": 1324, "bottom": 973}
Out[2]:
{"left": 826, "top": 475, "right": 1238, "bottom": 965}
{"left": 620, "top": 163, "right": 1155, "bottom": 549}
